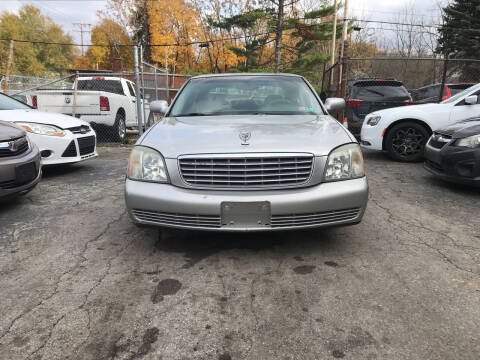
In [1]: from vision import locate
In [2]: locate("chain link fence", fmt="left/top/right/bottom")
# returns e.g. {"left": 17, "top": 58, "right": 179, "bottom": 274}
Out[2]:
{"left": 321, "top": 56, "right": 480, "bottom": 133}
{"left": 1, "top": 46, "right": 191, "bottom": 144}
{"left": 346, "top": 57, "right": 480, "bottom": 102}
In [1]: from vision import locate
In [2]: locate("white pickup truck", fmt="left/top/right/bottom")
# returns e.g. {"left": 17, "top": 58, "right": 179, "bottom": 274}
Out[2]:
{"left": 32, "top": 77, "right": 147, "bottom": 141}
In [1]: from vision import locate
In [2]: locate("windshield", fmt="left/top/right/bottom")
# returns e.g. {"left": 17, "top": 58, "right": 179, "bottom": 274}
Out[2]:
{"left": 442, "top": 83, "right": 480, "bottom": 104}
{"left": 78, "top": 80, "right": 125, "bottom": 95}
{"left": 169, "top": 75, "right": 324, "bottom": 117}
{"left": 351, "top": 81, "right": 410, "bottom": 100}
{"left": 0, "top": 93, "right": 31, "bottom": 110}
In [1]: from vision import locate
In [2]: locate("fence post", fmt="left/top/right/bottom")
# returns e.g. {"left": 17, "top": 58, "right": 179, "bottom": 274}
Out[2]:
{"left": 72, "top": 71, "right": 79, "bottom": 117}
{"left": 165, "top": 49, "right": 169, "bottom": 102}
{"left": 154, "top": 67, "right": 158, "bottom": 100}
{"left": 3, "top": 40, "right": 14, "bottom": 94}
{"left": 133, "top": 45, "right": 144, "bottom": 135}
{"left": 140, "top": 45, "right": 147, "bottom": 127}
{"left": 439, "top": 54, "right": 449, "bottom": 103}
{"left": 339, "top": 40, "right": 349, "bottom": 100}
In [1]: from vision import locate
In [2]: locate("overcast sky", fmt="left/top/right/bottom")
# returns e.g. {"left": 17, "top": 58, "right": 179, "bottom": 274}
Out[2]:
{"left": 0, "top": 0, "right": 445, "bottom": 45}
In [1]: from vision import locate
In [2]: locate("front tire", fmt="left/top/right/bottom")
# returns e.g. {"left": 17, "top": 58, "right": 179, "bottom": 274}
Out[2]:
{"left": 109, "top": 112, "right": 126, "bottom": 142}
{"left": 385, "top": 121, "right": 429, "bottom": 162}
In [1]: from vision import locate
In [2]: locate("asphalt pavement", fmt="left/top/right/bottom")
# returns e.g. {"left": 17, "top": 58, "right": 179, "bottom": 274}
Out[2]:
{"left": 0, "top": 146, "right": 479, "bottom": 360}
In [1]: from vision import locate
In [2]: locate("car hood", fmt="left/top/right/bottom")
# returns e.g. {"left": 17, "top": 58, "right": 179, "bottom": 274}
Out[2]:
{"left": 0, "top": 109, "right": 90, "bottom": 129}
{"left": 0, "top": 120, "right": 26, "bottom": 141}
{"left": 368, "top": 103, "right": 449, "bottom": 118}
{"left": 140, "top": 114, "right": 353, "bottom": 157}
{"left": 436, "top": 118, "right": 480, "bottom": 138}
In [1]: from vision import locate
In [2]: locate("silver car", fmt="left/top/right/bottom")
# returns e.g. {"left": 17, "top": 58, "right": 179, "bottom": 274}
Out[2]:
{"left": 125, "top": 74, "right": 368, "bottom": 231}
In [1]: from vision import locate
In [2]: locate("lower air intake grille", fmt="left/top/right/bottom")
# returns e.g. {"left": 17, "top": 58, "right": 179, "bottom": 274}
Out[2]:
{"left": 429, "top": 133, "right": 451, "bottom": 149}
{"left": 77, "top": 136, "right": 95, "bottom": 155}
{"left": 62, "top": 141, "right": 77, "bottom": 157}
{"left": 132, "top": 209, "right": 221, "bottom": 228}
{"left": 179, "top": 154, "right": 314, "bottom": 188}
{"left": 271, "top": 208, "right": 361, "bottom": 228}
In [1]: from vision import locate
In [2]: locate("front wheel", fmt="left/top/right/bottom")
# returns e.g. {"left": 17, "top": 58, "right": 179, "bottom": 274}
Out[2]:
{"left": 384, "top": 122, "right": 429, "bottom": 162}
{"left": 109, "top": 112, "right": 126, "bottom": 142}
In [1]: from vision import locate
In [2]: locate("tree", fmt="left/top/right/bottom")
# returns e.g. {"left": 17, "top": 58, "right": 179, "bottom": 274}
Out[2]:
{"left": 77, "top": 19, "right": 133, "bottom": 71}
{"left": 437, "top": 0, "right": 480, "bottom": 79}
{"left": 99, "top": 0, "right": 152, "bottom": 62}
{"left": 0, "top": 5, "right": 76, "bottom": 76}
{"left": 208, "top": 8, "right": 274, "bottom": 71}
{"left": 148, "top": 0, "right": 200, "bottom": 72}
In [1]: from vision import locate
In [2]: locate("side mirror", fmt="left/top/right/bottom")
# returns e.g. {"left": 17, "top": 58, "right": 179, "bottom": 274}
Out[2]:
{"left": 325, "top": 98, "right": 346, "bottom": 112}
{"left": 149, "top": 100, "right": 169, "bottom": 114}
{"left": 465, "top": 95, "right": 478, "bottom": 105}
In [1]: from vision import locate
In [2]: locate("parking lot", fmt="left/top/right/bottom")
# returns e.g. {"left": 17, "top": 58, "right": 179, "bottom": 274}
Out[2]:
{"left": 0, "top": 146, "right": 479, "bottom": 360}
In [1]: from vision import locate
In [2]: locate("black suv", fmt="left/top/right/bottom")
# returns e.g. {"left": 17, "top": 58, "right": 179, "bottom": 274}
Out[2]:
{"left": 411, "top": 83, "right": 475, "bottom": 104}
{"left": 345, "top": 79, "right": 412, "bottom": 136}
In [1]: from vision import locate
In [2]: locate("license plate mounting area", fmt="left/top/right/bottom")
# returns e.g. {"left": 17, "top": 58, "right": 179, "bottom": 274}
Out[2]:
{"left": 221, "top": 201, "right": 271, "bottom": 229}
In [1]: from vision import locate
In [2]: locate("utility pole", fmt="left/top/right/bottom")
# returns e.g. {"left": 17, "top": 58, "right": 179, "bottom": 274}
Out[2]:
{"left": 337, "top": 0, "right": 350, "bottom": 88}
{"left": 330, "top": 0, "right": 338, "bottom": 67}
{"left": 274, "top": 0, "right": 285, "bottom": 73}
{"left": 73, "top": 23, "right": 92, "bottom": 56}
{"left": 3, "top": 40, "right": 14, "bottom": 94}
{"left": 329, "top": 0, "right": 338, "bottom": 86}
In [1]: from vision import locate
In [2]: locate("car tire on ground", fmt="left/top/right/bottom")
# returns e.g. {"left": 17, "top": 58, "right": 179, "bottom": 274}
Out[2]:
{"left": 109, "top": 111, "right": 126, "bottom": 142}
{"left": 385, "top": 121, "right": 429, "bottom": 162}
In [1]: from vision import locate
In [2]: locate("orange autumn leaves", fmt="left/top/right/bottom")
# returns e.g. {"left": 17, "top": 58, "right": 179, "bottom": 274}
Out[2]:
{"left": 148, "top": 0, "right": 244, "bottom": 73}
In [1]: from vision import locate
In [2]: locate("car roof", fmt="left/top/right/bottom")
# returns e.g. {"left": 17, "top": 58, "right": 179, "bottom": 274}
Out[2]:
{"left": 190, "top": 73, "right": 304, "bottom": 80}
{"left": 78, "top": 76, "right": 126, "bottom": 81}
{"left": 351, "top": 78, "right": 402, "bottom": 84}
{"left": 417, "top": 82, "right": 475, "bottom": 89}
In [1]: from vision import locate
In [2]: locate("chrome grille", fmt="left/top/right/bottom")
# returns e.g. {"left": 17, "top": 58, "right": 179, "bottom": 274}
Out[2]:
{"left": 271, "top": 208, "right": 361, "bottom": 228}
{"left": 179, "top": 154, "right": 314, "bottom": 188}
{"left": 132, "top": 209, "right": 221, "bottom": 228}
{"left": 0, "top": 136, "right": 29, "bottom": 158}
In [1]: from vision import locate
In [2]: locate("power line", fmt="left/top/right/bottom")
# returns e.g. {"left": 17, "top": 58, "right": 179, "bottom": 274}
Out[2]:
{"left": 0, "top": 31, "right": 273, "bottom": 48}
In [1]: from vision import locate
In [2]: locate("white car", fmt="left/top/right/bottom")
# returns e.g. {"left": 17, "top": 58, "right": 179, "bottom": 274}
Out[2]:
{"left": 361, "top": 83, "right": 480, "bottom": 161}
{"left": 32, "top": 77, "right": 148, "bottom": 142}
{"left": 0, "top": 92, "right": 97, "bottom": 165}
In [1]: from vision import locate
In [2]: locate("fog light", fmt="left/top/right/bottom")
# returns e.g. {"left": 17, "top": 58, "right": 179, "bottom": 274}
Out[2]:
{"left": 41, "top": 150, "right": 52, "bottom": 158}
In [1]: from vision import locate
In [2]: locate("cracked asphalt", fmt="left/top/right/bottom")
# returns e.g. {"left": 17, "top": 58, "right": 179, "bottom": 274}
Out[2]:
{"left": 0, "top": 146, "right": 479, "bottom": 360}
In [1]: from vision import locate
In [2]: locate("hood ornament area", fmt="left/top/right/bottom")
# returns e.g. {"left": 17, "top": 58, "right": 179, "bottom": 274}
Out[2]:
{"left": 239, "top": 131, "right": 251, "bottom": 145}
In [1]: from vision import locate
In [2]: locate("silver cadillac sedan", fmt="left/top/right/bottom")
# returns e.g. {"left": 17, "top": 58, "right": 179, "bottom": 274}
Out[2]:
{"left": 125, "top": 74, "right": 368, "bottom": 231}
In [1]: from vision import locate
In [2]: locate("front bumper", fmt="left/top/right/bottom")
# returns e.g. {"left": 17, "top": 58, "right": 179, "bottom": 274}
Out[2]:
{"left": 0, "top": 145, "right": 42, "bottom": 198}
{"left": 424, "top": 140, "right": 480, "bottom": 186}
{"left": 360, "top": 123, "right": 384, "bottom": 151}
{"left": 28, "top": 131, "right": 98, "bottom": 166}
{"left": 125, "top": 177, "right": 369, "bottom": 231}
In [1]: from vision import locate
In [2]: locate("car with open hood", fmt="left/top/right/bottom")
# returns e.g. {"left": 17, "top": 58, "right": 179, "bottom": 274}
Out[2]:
{"left": 125, "top": 73, "right": 368, "bottom": 231}
{"left": 0, "top": 92, "right": 97, "bottom": 165}
{"left": 424, "top": 117, "right": 480, "bottom": 186}
{"left": 0, "top": 120, "right": 41, "bottom": 198}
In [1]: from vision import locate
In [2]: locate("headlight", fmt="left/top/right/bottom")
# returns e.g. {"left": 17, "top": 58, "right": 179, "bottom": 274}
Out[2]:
{"left": 324, "top": 143, "right": 365, "bottom": 182}
{"left": 455, "top": 134, "right": 480, "bottom": 148}
{"left": 127, "top": 146, "right": 169, "bottom": 183}
{"left": 16, "top": 122, "right": 65, "bottom": 137}
{"left": 366, "top": 116, "right": 381, "bottom": 126}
